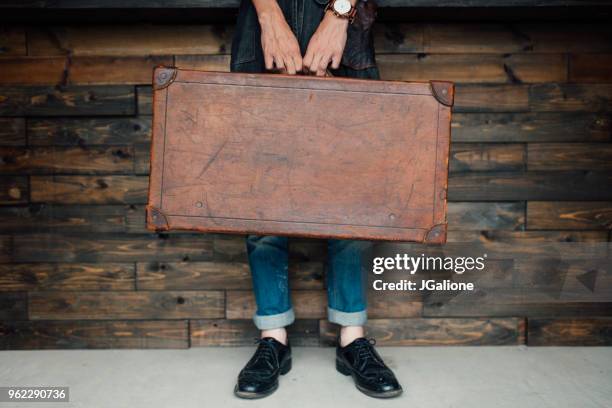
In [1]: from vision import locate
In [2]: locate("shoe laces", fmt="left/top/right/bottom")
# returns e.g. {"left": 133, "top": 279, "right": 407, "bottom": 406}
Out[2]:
{"left": 244, "top": 338, "right": 279, "bottom": 372}
{"left": 351, "top": 338, "right": 390, "bottom": 377}
{"left": 354, "top": 338, "right": 380, "bottom": 364}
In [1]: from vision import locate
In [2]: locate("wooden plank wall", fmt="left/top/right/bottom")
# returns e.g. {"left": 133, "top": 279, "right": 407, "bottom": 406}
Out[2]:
{"left": 0, "top": 22, "right": 611, "bottom": 349}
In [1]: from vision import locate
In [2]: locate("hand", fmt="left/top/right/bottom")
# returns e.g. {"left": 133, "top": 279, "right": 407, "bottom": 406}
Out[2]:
{"left": 254, "top": 1, "right": 303, "bottom": 75}
{"left": 303, "top": 11, "right": 349, "bottom": 76}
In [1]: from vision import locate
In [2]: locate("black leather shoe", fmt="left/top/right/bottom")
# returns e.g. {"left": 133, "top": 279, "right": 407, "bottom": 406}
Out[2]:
{"left": 234, "top": 337, "right": 292, "bottom": 399}
{"left": 336, "top": 337, "right": 403, "bottom": 398}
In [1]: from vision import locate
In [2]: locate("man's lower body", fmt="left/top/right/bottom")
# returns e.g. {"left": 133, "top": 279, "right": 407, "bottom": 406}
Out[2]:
{"left": 248, "top": 237, "right": 368, "bottom": 330}
{"left": 230, "top": 0, "right": 401, "bottom": 399}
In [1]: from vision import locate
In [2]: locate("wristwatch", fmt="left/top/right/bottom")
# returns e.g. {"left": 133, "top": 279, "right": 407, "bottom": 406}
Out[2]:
{"left": 325, "top": 0, "right": 357, "bottom": 23}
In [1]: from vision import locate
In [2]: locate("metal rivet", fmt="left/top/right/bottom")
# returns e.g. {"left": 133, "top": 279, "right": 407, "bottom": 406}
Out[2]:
{"left": 442, "top": 89, "right": 447, "bottom": 94}
{"left": 388, "top": 213, "right": 396, "bottom": 220}
{"left": 195, "top": 201, "right": 203, "bottom": 208}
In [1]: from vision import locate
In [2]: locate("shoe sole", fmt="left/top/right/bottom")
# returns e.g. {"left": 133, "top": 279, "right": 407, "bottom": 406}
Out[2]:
{"left": 234, "top": 383, "right": 278, "bottom": 399}
{"left": 233, "top": 358, "right": 291, "bottom": 399}
{"left": 336, "top": 357, "right": 403, "bottom": 399}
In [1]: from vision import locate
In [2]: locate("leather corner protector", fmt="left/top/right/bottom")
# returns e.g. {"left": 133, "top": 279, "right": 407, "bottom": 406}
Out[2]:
{"left": 425, "top": 223, "right": 447, "bottom": 244}
{"left": 147, "top": 205, "right": 170, "bottom": 231}
{"left": 430, "top": 81, "right": 454, "bottom": 107}
{"left": 154, "top": 66, "right": 178, "bottom": 90}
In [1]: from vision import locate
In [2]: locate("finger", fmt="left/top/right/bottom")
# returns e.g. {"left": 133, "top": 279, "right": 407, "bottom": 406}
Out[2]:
{"left": 317, "top": 55, "right": 331, "bottom": 76}
{"left": 293, "top": 53, "right": 303, "bottom": 73}
{"left": 284, "top": 55, "right": 297, "bottom": 75}
{"left": 273, "top": 55, "right": 286, "bottom": 72}
{"left": 303, "top": 48, "right": 314, "bottom": 72}
{"left": 331, "top": 53, "right": 341, "bottom": 70}
{"left": 310, "top": 53, "right": 323, "bottom": 75}
{"left": 264, "top": 52, "right": 274, "bottom": 70}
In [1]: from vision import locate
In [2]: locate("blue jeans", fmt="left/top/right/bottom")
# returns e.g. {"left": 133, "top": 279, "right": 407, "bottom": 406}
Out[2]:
{"left": 246, "top": 236, "right": 369, "bottom": 330}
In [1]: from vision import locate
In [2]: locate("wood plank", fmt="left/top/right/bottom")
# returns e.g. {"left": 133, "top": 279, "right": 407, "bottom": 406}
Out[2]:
{"left": 383, "top": 230, "right": 609, "bottom": 259}
{"left": 454, "top": 84, "right": 529, "bottom": 112}
{"left": 68, "top": 56, "right": 172, "bottom": 84}
{"left": 0, "top": 204, "right": 129, "bottom": 233}
{"left": 0, "top": 263, "right": 134, "bottom": 291}
{"left": 0, "top": 56, "right": 172, "bottom": 85}
{"left": 378, "top": 54, "right": 566, "bottom": 84}
{"left": 29, "top": 290, "right": 224, "bottom": 320}
{"left": 512, "top": 257, "right": 612, "bottom": 302}
{"left": 0, "top": 86, "right": 135, "bottom": 116}
{"left": 191, "top": 319, "right": 319, "bottom": 347}
{"left": 212, "top": 234, "right": 248, "bottom": 262}
{"left": 137, "top": 85, "right": 151, "bottom": 115}
{"left": 0, "top": 235, "right": 11, "bottom": 262}
{"left": 289, "top": 238, "right": 328, "bottom": 262}
{"left": 528, "top": 318, "right": 612, "bottom": 346}
{"left": 419, "top": 23, "right": 612, "bottom": 54}
{"left": 0, "top": 320, "right": 188, "bottom": 349}
{"left": 0, "top": 176, "right": 27, "bottom": 204}
{"left": 0, "top": 118, "right": 25, "bottom": 146}
{"left": 320, "top": 318, "right": 525, "bottom": 346}
{"left": 451, "top": 112, "right": 612, "bottom": 143}
{"left": 521, "top": 23, "right": 612, "bottom": 53}
{"left": 447, "top": 202, "right": 524, "bottom": 230}
{"left": 367, "top": 293, "right": 423, "bottom": 317}
{"left": 423, "top": 24, "right": 533, "bottom": 54}
{"left": 0, "top": 56, "right": 64, "bottom": 85}
{"left": 226, "top": 290, "right": 326, "bottom": 320}
{"left": 422, "top": 253, "right": 612, "bottom": 317}
{"left": 373, "top": 23, "right": 424, "bottom": 54}
{"left": 138, "top": 261, "right": 251, "bottom": 290}
{"left": 0, "top": 26, "right": 26, "bottom": 56}
{"left": 0, "top": 292, "right": 27, "bottom": 319}
{"left": 529, "top": 84, "right": 612, "bottom": 112}
{"left": 134, "top": 143, "right": 150, "bottom": 175}
{"left": 27, "top": 25, "right": 232, "bottom": 56}
{"left": 450, "top": 143, "right": 525, "bottom": 172}
{"left": 0, "top": 146, "right": 135, "bottom": 174}
{"left": 569, "top": 54, "right": 612, "bottom": 83}
{"left": 445, "top": 230, "right": 608, "bottom": 244}
{"left": 137, "top": 260, "right": 324, "bottom": 290}
{"left": 527, "top": 201, "right": 612, "bottom": 230}
{"left": 449, "top": 171, "right": 612, "bottom": 201}
{"left": 10, "top": 233, "right": 214, "bottom": 262}
{"left": 30, "top": 175, "right": 148, "bottom": 204}
{"left": 527, "top": 143, "right": 612, "bottom": 171}
{"left": 226, "top": 290, "right": 422, "bottom": 320}
{"left": 28, "top": 117, "right": 151, "bottom": 146}
{"left": 424, "top": 290, "right": 612, "bottom": 318}
{"left": 174, "top": 55, "right": 230, "bottom": 72}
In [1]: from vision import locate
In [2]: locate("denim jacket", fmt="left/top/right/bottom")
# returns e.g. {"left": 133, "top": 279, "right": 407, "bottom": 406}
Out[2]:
{"left": 230, "top": 0, "right": 378, "bottom": 74}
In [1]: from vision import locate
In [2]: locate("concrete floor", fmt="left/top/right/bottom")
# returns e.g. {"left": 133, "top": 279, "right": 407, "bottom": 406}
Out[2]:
{"left": 1, "top": 347, "right": 611, "bottom": 408}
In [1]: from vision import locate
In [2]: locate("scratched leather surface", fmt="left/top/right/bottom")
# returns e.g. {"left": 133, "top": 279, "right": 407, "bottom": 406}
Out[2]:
{"left": 147, "top": 70, "right": 452, "bottom": 242}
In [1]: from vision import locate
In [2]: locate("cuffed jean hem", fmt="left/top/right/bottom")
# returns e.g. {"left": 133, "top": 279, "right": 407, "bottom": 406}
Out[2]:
{"left": 328, "top": 307, "right": 367, "bottom": 326}
{"left": 253, "top": 308, "right": 295, "bottom": 330}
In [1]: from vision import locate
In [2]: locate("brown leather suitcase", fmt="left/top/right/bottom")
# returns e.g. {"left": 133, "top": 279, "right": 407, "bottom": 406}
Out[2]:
{"left": 147, "top": 67, "right": 453, "bottom": 243}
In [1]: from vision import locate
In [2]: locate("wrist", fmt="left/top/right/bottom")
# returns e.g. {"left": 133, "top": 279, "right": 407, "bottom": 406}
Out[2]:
{"left": 255, "top": 3, "right": 284, "bottom": 27}
{"left": 324, "top": 10, "right": 350, "bottom": 27}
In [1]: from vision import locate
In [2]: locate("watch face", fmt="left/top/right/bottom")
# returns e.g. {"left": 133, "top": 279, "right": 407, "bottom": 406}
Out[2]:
{"left": 333, "top": 0, "right": 352, "bottom": 15}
